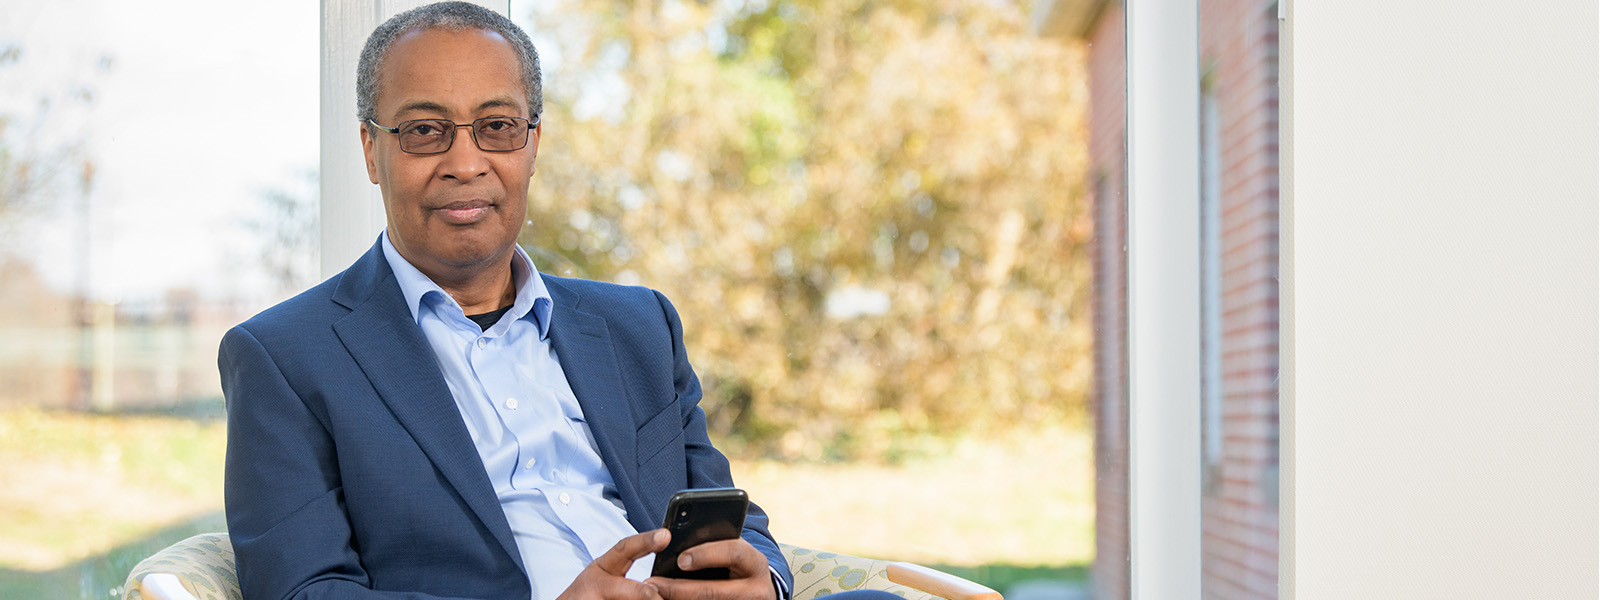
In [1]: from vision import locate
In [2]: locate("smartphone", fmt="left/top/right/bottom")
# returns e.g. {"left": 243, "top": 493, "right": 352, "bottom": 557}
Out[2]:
{"left": 650, "top": 488, "right": 749, "bottom": 580}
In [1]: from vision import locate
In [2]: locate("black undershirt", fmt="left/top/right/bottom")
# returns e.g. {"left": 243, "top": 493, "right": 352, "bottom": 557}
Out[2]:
{"left": 465, "top": 305, "right": 514, "bottom": 331}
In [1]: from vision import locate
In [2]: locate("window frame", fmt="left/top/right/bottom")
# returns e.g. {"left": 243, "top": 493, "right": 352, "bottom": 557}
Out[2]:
{"left": 1125, "top": 0, "right": 1204, "bottom": 596}
{"left": 319, "top": 0, "right": 1208, "bottom": 596}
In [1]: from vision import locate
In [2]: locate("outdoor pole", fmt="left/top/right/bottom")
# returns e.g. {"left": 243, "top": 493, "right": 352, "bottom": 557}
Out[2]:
{"left": 75, "top": 159, "right": 93, "bottom": 410}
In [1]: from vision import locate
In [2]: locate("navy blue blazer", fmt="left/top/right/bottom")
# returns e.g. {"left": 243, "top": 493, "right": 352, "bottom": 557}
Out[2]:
{"left": 220, "top": 240, "right": 788, "bottom": 600}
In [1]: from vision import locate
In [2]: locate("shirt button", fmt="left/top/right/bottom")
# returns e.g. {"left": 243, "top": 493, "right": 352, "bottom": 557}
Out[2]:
{"left": 505, "top": 398, "right": 519, "bottom": 410}
{"left": 524, "top": 458, "right": 537, "bottom": 470}
{"left": 476, "top": 338, "right": 487, "bottom": 349}
{"left": 559, "top": 492, "right": 571, "bottom": 505}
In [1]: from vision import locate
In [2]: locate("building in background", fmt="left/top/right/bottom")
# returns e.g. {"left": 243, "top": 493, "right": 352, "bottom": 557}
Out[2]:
{"left": 0, "top": 257, "right": 244, "bottom": 411}
{"left": 1035, "top": 1, "right": 1281, "bottom": 598}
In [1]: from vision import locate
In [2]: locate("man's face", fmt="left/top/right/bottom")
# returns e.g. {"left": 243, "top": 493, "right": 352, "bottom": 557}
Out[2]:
{"left": 362, "top": 27, "right": 539, "bottom": 281}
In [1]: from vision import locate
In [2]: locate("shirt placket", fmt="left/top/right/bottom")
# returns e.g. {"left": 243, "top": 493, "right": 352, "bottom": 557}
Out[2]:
{"left": 474, "top": 329, "right": 604, "bottom": 557}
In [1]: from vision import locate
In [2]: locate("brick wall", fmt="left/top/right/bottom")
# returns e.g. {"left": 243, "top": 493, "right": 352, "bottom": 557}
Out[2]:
{"left": 0, "top": 258, "right": 242, "bottom": 409}
{"left": 1084, "top": 4, "right": 1129, "bottom": 599}
{"left": 1198, "top": 0, "right": 1280, "bottom": 598}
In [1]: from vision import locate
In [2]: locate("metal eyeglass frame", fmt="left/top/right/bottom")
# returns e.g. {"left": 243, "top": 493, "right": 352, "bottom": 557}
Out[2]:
{"left": 365, "top": 115, "right": 540, "bottom": 155}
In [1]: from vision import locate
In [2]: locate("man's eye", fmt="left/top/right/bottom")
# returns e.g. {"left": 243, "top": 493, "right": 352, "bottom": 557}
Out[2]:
{"left": 404, "top": 123, "right": 443, "bottom": 136}
{"left": 480, "top": 118, "right": 514, "bottom": 132}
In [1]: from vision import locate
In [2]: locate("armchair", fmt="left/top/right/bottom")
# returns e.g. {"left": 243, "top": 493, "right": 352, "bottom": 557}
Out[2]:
{"left": 120, "top": 533, "right": 1001, "bottom": 600}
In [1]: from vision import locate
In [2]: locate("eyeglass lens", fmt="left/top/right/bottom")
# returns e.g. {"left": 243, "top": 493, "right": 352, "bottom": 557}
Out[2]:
{"left": 397, "top": 117, "right": 529, "bottom": 154}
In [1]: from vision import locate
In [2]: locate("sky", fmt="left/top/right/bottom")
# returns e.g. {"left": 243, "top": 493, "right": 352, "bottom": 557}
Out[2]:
{"left": 0, "top": 0, "right": 321, "bottom": 304}
{"left": 0, "top": 0, "right": 609, "bottom": 308}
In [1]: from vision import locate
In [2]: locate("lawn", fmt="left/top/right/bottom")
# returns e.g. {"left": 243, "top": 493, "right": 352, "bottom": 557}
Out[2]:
{"left": 731, "top": 427, "right": 1095, "bottom": 567}
{"left": 0, "top": 406, "right": 228, "bottom": 599}
{"left": 0, "top": 407, "right": 1093, "bottom": 598}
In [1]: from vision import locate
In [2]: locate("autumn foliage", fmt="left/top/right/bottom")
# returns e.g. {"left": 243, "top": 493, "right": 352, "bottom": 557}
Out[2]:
{"left": 522, "top": 0, "right": 1092, "bottom": 460}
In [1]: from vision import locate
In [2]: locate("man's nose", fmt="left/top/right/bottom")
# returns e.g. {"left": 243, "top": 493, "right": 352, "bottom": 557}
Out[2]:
{"left": 438, "top": 127, "right": 491, "bottom": 181}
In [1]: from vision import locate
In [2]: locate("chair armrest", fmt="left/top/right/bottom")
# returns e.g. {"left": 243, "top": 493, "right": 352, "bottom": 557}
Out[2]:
{"left": 121, "top": 532, "right": 239, "bottom": 600}
{"left": 780, "top": 544, "right": 1003, "bottom": 600}
{"left": 886, "top": 563, "right": 1002, "bottom": 600}
{"left": 140, "top": 573, "right": 201, "bottom": 600}
{"left": 122, "top": 535, "right": 1003, "bottom": 600}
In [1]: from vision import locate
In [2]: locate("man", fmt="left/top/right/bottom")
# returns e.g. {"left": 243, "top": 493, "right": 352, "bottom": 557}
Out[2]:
{"left": 221, "top": 4, "right": 893, "bottom": 600}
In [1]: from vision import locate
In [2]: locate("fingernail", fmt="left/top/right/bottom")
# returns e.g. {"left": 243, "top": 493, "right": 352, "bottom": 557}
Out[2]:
{"left": 679, "top": 554, "right": 692, "bottom": 569}
{"left": 654, "top": 529, "right": 669, "bottom": 544}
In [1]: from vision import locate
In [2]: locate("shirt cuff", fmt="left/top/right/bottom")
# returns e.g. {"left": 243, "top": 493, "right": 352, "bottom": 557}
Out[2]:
{"left": 769, "top": 566, "right": 791, "bottom": 600}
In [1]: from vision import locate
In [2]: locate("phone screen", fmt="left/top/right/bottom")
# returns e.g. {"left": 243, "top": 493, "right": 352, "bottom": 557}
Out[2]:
{"left": 650, "top": 488, "right": 749, "bottom": 579}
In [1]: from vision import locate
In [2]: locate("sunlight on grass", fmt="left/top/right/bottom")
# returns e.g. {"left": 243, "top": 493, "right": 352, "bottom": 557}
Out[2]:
{"left": 0, "top": 407, "right": 1092, "bottom": 596}
{"left": 0, "top": 407, "right": 225, "bottom": 571}
{"left": 732, "top": 425, "right": 1094, "bottom": 569}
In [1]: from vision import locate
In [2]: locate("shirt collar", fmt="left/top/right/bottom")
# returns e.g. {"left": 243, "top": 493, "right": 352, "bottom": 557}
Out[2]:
{"left": 380, "top": 231, "right": 554, "bottom": 340}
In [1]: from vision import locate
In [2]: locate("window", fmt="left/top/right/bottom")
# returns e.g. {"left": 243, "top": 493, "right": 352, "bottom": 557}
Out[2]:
{"left": 0, "top": 1, "right": 317, "bottom": 596}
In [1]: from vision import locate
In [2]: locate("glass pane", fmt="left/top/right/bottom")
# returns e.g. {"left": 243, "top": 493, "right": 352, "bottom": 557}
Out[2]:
{"left": 513, "top": 0, "right": 1127, "bottom": 598}
{"left": 1, "top": 0, "right": 1134, "bottom": 597}
{"left": 1079, "top": 2, "right": 1132, "bottom": 598}
{"left": 1198, "top": 0, "right": 1281, "bottom": 598}
{"left": 0, "top": 1, "right": 317, "bottom": 597}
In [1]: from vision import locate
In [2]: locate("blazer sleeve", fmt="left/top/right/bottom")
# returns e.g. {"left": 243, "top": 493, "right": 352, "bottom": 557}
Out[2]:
{"left": 652, "top": 290, "right": 793, "bottom": 593}
{"left": 220, "top": 324, "right": 485, "bottom": 600}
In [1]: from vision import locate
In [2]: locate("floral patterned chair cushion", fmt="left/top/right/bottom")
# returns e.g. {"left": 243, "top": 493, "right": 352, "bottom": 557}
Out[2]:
{"left": 780, "top": 544, "right": 939, "bottom": 600}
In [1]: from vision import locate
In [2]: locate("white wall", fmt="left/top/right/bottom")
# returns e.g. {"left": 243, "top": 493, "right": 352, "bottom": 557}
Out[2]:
{"left": 1282, "top": 1, "right": 1598, "bottom": 597}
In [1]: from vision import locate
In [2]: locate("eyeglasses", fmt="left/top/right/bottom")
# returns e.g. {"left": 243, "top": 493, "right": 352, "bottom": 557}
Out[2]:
{"left": 366, "top": 115, "right": 539, "bottom": 155}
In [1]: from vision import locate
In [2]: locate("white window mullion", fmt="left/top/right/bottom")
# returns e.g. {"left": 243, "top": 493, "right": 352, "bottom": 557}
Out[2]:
{"left": 1125, "top": 0, "right": 1202, "bottom": 597}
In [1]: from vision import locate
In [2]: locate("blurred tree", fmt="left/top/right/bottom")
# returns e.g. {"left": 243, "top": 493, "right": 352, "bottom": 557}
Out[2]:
{"left": 523, "top": 0, "right": 1092, "bottom": 460}
{"left": 244, "top": 169, "right": 320, "bottom": 298}
{"left": 0, "top": 44, "right": 108, "bottom": 242}
{"left": 0, "top": 45, "right": 42, "bottom": 227}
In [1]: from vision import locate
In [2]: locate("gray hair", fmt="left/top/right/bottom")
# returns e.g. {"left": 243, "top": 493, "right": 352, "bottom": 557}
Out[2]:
{"left": 356, "top": 1, "right": 542, "bottom": 123}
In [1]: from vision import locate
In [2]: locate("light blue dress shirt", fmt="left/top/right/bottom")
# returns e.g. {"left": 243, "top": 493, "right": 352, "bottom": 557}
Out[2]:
{"left": 381, "top": 234, "right": 652, "bottom": 600}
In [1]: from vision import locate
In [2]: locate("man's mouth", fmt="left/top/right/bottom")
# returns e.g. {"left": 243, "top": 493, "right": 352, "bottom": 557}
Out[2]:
{"left": 434, "top": 200, "right": 493, "bottom": 225}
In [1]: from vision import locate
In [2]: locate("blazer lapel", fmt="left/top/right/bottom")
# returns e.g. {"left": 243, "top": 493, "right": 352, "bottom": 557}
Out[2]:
{"left": 330, "top": 243, "right": 523, "bottom": 571}
{"left": 544, "top": 277, "right": 646, "bottom": 519}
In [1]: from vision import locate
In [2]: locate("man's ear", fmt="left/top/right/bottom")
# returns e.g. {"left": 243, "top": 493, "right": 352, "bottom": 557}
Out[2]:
{"left": 528, "top": 121, "right": 542, "bottom": 174}
{"left": 360, "top": 124, "right": 380, "bottom": 184}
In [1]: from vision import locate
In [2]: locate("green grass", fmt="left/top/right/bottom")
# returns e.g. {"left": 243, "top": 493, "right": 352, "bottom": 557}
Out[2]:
{"left": 0, "top": 404, "right": 229, "bottom": 598}
{"left": 929, "top": 563, "right": 1091, "bottom": 591}
{"left": 731, "top": 426, "right": 1096, "bottom": 571}
{"left": 0, "top": 512, "right": 226, "bottom": 600}
{"left": 0, "top": 408, "right": 1093, "bottom": 597}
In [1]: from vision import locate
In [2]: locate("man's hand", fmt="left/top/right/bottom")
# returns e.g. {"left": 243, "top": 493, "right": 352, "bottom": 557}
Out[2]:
{"left": 646, "top": 538, "right": 780, "bottom": 600}
{"left": 559, "top": 529, "right": 672, "bottom": 600}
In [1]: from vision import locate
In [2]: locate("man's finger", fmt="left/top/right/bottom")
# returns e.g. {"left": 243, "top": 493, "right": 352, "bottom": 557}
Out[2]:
{"left": 675, "top": 539, "right": 766, "bottom": 577}
{"left": 646, "top": 576, "right": 714, "bottom": 600}
{"left": 592, "top": 529, "right": 671, "bottom": 576}
{"left": 600, "top": 577, "right": 665, "bottom": 600}
{"left": 562, "top": 569, "right": 665, "bottom": 600}
{"left": 646, "top": 572, "right": 772, "bottom": 600}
